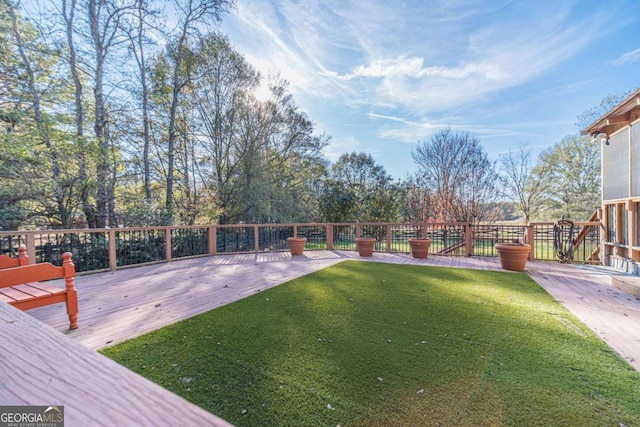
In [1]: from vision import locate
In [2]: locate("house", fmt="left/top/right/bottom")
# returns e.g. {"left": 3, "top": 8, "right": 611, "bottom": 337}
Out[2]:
{"left": 583, "top": 88, "right": 640, "bottom": 274}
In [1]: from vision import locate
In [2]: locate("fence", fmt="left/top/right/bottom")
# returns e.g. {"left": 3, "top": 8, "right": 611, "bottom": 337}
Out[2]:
{"left": 0, "top": 221, "right": 601, "bottom": 273}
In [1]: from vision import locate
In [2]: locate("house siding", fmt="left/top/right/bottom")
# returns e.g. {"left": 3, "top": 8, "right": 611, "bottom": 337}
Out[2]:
{"left": 632, "top": 122, "right": 640, "bottom": 197}
{"left": 603, "top": 128, "right": 629, "bottom": 201}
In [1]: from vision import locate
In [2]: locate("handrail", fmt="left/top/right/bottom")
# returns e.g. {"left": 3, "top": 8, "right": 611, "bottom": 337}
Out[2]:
{"left": 0, "top": 220, "right": 602, "bottom": 273}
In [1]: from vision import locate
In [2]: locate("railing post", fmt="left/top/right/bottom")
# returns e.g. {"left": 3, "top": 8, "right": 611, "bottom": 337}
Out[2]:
{"left": 108, "top": 229, "right": 117, "bottom": 271}
{"left": 386, "top": 224, "right": 392, "bottom": 253}
{"left": 465, "top": 223, "right": 473, "bottom": 257}
{"left": 165, "top": 228, "right": 172, "bottom": 262}
{"left": 527, "top": 224, "right": 535, "bottom": 261}
{"left": 254, "top": 225, "right": 259, "bottom": 253}
{"left": 326, "top": 224, "right": 333, "bottom": 250}
{"left": 208, "top": 226, "right": 217, "bottom": 256}
{"left": 25, "top": 233, "right": 36, "bottom": 264}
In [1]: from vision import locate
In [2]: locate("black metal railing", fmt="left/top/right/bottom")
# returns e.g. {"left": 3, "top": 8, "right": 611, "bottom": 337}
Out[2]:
{"left": 0, "top": 221, "right": 602, "bottom": 273}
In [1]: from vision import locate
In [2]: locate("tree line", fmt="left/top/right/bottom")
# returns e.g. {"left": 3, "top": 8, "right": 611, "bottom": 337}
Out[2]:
{"left": 1, "top": 1, "right": 606, "bottom": 230}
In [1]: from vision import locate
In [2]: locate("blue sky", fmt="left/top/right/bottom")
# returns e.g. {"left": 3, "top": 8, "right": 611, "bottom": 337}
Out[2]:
{"left": 221, "top": 0, "right": 640, "bottom": 179}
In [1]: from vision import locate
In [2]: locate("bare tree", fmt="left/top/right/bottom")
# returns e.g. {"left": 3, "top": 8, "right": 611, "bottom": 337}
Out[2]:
{"left": 412, "top": 128, "right": 498, "bottom": 223}
{"left": 401, "top": 175, "right": 436, "bottom": 223}
{"left": 498, "top": 143, "right": 550, "bottom": 223}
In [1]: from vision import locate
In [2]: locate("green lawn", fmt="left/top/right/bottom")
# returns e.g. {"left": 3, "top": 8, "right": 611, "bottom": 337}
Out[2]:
{"left": 102, "top": 261, "right": 640, "bottom": 426}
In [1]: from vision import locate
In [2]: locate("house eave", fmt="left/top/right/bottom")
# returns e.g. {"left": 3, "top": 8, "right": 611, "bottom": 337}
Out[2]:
{"left": 581, "top": 89, "right": 640, "bottom": 138}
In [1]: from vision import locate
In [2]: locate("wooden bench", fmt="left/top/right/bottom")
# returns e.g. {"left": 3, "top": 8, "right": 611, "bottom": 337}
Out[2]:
{"left": 0, "top": 245, "right": 79, "bottom": 330}
{"left": 0, "top": 245, "right": 30, "bottom": 268}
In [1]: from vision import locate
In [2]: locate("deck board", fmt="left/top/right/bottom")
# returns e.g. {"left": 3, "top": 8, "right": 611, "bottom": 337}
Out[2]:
{"left": 527, "top": 262, "right": 640, "bottom": 370}
{"left": 22, "top": 250, "right": 640, "bottom": 371}
{"left": 0, "top": 302, "right": 234, "bottom": 426}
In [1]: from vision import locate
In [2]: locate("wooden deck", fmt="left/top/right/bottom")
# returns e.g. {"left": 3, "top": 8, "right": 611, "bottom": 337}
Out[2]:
{"left": 527, "top": 261, "right": 640, "bottom": 371}
{"left": 0, "top": 302, "right": 234, "bottom": 426}
{"left": 22, "top": 250, "right": 640, "bottom": 372}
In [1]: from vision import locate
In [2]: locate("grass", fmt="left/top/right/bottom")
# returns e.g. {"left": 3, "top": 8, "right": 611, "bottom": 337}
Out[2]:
{"left": 102, "top": 261, "right": 640, "bottom": 426}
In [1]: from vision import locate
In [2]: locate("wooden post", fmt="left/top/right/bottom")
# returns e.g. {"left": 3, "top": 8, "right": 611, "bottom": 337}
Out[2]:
{"left": 17, "top": 245, "right": 29, "bottom": 265}
{"left": 208, "top": 226, "right": 217, "bottom": 256}
{"left": 165, "top": 228, "right": 172, "bottom": 262}
{"left": 326, "top": 224, "right": 333, "bottom": 250}
{"left": 527, "top": 225, "right": 535, "bottom": 261}
{"left": 386, "top": 224, "right": 392, "bottom": 253}
{"left": 254, "top": 225, "right": 260, "bottom": 253}
{"left": 631, "top": 204, "right": 637, "bottom": 248}
{"left": 465, "top": 223, "right": 473, "bottom": 257}
{"left": 618, "top": 202, "right": 625, "bottom": 245}
{"left": 25, "top": 234, "right": 35, "bottom": 264}
{"left": 108, "top": 229, "right": 117, "bottom": 271}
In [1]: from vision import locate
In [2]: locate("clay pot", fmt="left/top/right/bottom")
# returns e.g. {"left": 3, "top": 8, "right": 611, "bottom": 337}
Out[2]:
{"left": 495, "top": 243, "right": 531, "bottom": 271}
{"left": 409, "top": 239, "right": 431, "bottom": 259}
{"left": 355, "top": 237, "right": 376, "bottom": 257}
{"left": 287, "top": 237, "right": 307, "bottom": 256}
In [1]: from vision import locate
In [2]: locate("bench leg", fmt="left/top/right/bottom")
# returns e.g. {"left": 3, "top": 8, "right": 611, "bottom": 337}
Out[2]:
{"left": 66, "top": 289, "right": 79, "bottom": 330}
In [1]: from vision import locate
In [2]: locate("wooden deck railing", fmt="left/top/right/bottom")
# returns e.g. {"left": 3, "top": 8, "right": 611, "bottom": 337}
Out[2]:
{"left": 0, "top": 221, "right": 602, "bottom": 273}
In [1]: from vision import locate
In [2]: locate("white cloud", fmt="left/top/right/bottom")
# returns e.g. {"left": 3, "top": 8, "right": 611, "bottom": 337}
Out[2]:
{"left": 332, "top": 57, "right": 505, "bottom": 82}
{"left": 614, "top": 48, "right": 640, "bottom": 66}
{"left": 222, "top": 0, "right": 629, "bottom": 165}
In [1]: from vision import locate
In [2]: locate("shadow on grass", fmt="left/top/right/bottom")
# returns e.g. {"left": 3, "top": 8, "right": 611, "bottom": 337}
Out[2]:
{"left": 102, "top": 261, "right": 640, "bottom": 427}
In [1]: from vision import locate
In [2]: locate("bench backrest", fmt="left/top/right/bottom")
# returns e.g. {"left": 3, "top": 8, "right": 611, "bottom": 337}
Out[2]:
{"left": 0, "top": 251, "right": 74, "bottom": 289}
{"left": 0, "top": 245, "right": 29, "bottom": 269}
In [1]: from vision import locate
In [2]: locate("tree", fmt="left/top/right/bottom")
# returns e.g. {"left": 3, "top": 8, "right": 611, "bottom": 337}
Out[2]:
{"left": 87, "top": 0, "right": 139, "bottom": 227}
{"left": 498, "top": 143, "right": 550, "bottom": 222}
{"left": 189, "top": 34, "right": 259, "bottom": 223}
{"left": 319, "top": 179, "right": 358, "bottom": 223}
{"left": 164, "top": 0, "right": 234, "bottom": 221}
{"left": 400, "top": 175, "right": 436, "bottom": 223}
{"left": 123, "top": 0, "right": 158, "bottom": 204}
{"left": 412, "top": 128, "right": 498, "bottom": 223}
{"left": 535, "top": 134, "right": 600, "bottom": 221}
{"left": 61, "top": 0, "right": 99, "bottom": 228}
{"left": 320, "top": 152, "right": 400, "bottom": 223}
{"left": 3, "top": 0, "right": 338, "bottom": 229}
{"left": 154, "top": 35, "right": 327, "bottom": 224}
{"left": 2, "top": 0, "right": 88, "bottom": 228}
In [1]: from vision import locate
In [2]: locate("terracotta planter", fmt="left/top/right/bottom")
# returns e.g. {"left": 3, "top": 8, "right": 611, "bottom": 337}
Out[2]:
{"left": 495, "top": 243, "right": 531, "bottom": 272}
{"left": 355, "top": 237, "right": 376, "bottom": 257}
{"left": 287, "top": 237, "right": 307, "bottom": 256}
{"left": 409, "top": 239, "right": 431, "bottom": 259}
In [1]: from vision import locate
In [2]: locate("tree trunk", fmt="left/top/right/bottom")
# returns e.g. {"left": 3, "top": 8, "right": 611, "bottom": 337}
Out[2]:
{"left": 63, "top": 0, "right": 97, "bottom": 228}
{"left": 89, "top": 0, "right": 111, "bottom": 228}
